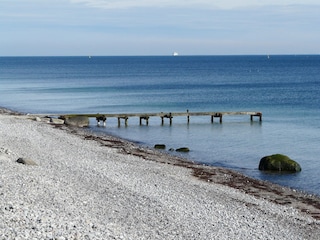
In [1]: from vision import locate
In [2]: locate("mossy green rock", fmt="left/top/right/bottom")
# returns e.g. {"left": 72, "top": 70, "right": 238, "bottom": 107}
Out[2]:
{"left": 154, "top": 144, "right": 166, "bottom": 149}
{"left": 176, "top": 147, "right": 190, "bottom": 152}
{"left": 259, "top": 154, "right": 301, "bottom": 172}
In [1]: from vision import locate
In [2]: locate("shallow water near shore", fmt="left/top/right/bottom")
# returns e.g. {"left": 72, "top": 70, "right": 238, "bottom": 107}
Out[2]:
{"left": 1, "top": 55, "right": 320, "bottom": 195}
{"left": 90, "top": 112, "right": 319, "bottom": 196}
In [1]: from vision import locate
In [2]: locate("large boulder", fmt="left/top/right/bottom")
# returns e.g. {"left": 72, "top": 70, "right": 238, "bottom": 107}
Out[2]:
{"left": 64, "top": 116, "right": 89, "bottom": 127}
{"left": 259, "top": 154, "right": 301, "bottom": 172}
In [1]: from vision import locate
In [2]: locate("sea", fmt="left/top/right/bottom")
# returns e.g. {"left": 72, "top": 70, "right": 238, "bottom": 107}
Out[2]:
{"left": 1, "top": 55, "right": 320, "bottom": 196}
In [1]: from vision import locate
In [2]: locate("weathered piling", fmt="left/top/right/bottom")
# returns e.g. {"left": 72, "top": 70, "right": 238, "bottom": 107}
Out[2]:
{"left": 139, "top": 116, "right": 150, "bottom": 125}
{"left": 250, "top": 112, "right": 262, "bottom": 122}
{"left": 211, "top": 113, "right": 223, "bottom": 123}
{"left": 118, "top": 116, "right": 128, "bottom": 127}
{"left": 161, "top": 113, "right": 173, "bottom": 125}
{"left": 96, "top": 115, "right": 106, "bottom": 126}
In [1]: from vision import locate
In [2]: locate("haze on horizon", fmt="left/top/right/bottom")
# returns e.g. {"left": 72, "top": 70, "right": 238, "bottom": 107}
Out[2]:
{"left": 1, "top": 0, "right": 319, "bottom": 56}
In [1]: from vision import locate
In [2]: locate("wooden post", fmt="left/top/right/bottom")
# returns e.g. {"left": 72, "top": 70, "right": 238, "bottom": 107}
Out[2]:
{"left": 124, "top": 117, "right": 128, "bottom": 126}
{"left": 117, "top": 117, "right": 121, "bottom": 127}
{"left": 187, "top": 109, "right": 190, "bottom": 124}
{"left": 161, "top": 113, "right": 173, "bottom": 125}
{"left": 212, "top": 113, "right": 222, "bottom": 123}
{"left": 98, "top": 116, "right": 100, "bottom": 126}
{"left": 96, "top": 116, "right": 107, "bottom": 126}
{"left": 140, "top": 116, "right": 149, "bottom": 126}
{"left": 250, "top": 113, "right": 262, "bottom": 122}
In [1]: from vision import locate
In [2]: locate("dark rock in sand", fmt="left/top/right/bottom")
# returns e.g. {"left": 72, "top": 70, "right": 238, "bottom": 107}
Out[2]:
{"left": 16, "top": 158, "right": 37, "bottom": 166}
{"left": 259, "top": 154, "right": 301, "bottom": 172}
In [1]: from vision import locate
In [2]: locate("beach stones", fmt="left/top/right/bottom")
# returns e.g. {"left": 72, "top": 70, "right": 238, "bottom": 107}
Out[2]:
{"left": 64, "top": 116, "right": 89, "bottom": 127}
{"left": 0, "top": 154, "right": 11, "bottom": 162}
{"left": 0, "top": 148, "right": 16, "bottom": 162}
{"left": 154, "top": 145, "right": 190, "bottom": 152}
{"left": 259, "top": 154, "right": 301, "bottom": 172}
{"left": 50, "top": 118, "right": 65, "bottom": 125}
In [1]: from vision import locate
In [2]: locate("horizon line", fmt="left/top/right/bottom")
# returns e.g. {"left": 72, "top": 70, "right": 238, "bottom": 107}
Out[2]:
{"left": 1, "top": 53, "right": 320, "bottom": 58}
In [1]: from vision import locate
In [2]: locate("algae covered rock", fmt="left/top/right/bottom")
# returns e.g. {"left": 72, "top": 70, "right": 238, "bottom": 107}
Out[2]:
{"left": 154, "top": 144, "right": 166, "bottom": 149}
{"left": 176, "top": 147, "right": 190, "bottom": 152}
{"left": 259, "top": 154, "right": 301, "bottom": 172}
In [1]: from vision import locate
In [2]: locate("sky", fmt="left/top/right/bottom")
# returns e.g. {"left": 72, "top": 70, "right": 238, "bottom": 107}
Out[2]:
{"left": 1, "top": 0, "right": 320, "bottom": 56}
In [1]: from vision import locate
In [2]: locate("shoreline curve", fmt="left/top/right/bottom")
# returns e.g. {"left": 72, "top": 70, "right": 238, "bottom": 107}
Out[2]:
{"left": 1, "top": 106, "right": 320, "bottom": 239}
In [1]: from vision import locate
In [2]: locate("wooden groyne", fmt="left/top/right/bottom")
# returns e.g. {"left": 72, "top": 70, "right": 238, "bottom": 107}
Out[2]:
{"left": 34, "top": 110, "right": 262, "bottom": 127}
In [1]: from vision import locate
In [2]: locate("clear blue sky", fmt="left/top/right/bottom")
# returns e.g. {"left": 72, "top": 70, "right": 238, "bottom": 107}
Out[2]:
{"left": 1, "top": 0, "right": 319, "bottom": 56}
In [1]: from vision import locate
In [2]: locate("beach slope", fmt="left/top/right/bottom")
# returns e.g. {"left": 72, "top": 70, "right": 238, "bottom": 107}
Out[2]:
{"left": 1, "top": 111, "right": 319, "bottom": 239}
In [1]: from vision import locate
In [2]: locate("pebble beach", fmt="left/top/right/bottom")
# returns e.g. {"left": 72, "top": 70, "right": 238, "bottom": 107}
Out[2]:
{"left": 1, "top": 108, "right": 320, "bottom": 239}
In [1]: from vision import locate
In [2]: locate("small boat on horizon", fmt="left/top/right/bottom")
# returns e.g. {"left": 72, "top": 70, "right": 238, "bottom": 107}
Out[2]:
{"left": 172, "top": 52, "right": 179, "bottom": 56}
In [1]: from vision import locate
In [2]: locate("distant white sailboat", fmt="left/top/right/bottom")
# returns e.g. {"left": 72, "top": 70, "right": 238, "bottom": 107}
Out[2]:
{"left": 172, "top": 52, "right": 179, "bottom": 56}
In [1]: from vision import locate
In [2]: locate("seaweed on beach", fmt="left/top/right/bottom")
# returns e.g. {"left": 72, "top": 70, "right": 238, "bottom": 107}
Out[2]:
{"left": 63, "top": 124, "right": 320, "bottom": 221}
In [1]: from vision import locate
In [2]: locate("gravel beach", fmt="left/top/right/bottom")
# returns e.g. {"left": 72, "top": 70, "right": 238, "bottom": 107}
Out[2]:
{"left": 1, "top": 109, "right": 320, "bottom": 239}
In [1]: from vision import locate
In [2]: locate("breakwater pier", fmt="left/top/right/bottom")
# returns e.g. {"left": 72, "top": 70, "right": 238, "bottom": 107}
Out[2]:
{"left": 34, "top": 110, "right": 262, "bottom": 127}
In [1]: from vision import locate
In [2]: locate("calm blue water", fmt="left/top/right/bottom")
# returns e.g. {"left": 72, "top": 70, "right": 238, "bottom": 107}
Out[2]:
{"left": 1, "top": 56, "right": 320, "bottom": 195}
